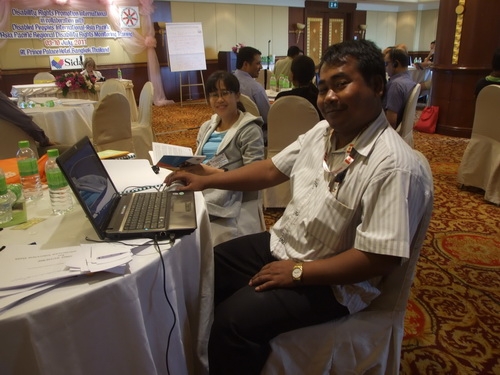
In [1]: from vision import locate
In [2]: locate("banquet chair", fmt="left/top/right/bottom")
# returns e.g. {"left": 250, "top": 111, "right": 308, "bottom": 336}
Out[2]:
{"left": 131, "top": 81, "right": 155, "bottom": 162}
{"left": 0, "top": 118, "right": 39, "bottom": 159}
{"left": 457, "top": 85, "right": 500, "bottom": 205}
{"left": 98, "top": 78, "right": 126, "bottom": 100}
{"left": 92, "top": 93, "right": 135, "bottom": 153}
{"left": 262, "top": 150, "right": 434, "bottom": 375}
{"left": 33, "top": 72, "right": 55, "bottom": 84}
{"left": 262, "top": 96, "right": 320, "bottom": 208}
{"left": 256, "top": 69, "right": 271, "bottom": 90}
{"left": 239, "top": 94, "right": 261, "bottom": 118}
{"left": 396, "top": 84, "right": 421, "bottom": 148}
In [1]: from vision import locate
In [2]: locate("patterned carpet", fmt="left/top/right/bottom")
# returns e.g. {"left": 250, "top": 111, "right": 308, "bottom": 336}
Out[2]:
{"left": 152, "top": 103, "right": 500, "bottom": 374}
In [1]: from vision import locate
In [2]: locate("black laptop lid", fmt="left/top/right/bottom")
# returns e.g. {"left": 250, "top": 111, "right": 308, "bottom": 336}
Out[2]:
{"left": 56, "top": 137, "right": 120, "bottom": 237}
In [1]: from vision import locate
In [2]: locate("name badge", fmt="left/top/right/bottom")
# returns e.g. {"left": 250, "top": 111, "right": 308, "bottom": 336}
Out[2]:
{"left": 207, "top": 153, "right": 229, "bottom": 169}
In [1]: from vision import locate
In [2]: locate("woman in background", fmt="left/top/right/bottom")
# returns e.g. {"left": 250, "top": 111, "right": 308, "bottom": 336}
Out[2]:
{"left": 182, "top": 70, "right": 265, "bottom": 245}
{"left": 81, "top": 57, "right": 105, "bottom": 82}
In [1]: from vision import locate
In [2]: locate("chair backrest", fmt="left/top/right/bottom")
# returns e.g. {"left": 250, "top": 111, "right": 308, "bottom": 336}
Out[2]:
{"left": 472, "top": 84, "right": 500, "bottom": 140}
{"left": 98, "top": 79, "right": 126, "bottom": 101}
{"left": 396, "top": 83, "right": 421, "bottom": 148}
{"left": 263, "top": 150, "right": 433, "bottom": 375}
{"left": 239, "top": 94, "right": 260, "bottom": 118}
{"left": 137, "top": 81, "right": 154, "bottom": 126}
{"left": 92, "top": 93, "right": 135, "bottom": 152}
{"left": 256, "top": 69, "right": 271, "bottom": 90}
{"left": 33, "top": 72, "right": 55, "bottom": 84}
{"left": 0, "top": 118, "right": 39, "bottom": 159}
{"left": 267, "top": 96, "right": 320, "bottom": 155}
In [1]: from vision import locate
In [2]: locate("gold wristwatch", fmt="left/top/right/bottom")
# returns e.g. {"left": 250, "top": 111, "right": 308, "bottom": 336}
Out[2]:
{"left": 292, "top": 262, "right": 303, "bottom": 282}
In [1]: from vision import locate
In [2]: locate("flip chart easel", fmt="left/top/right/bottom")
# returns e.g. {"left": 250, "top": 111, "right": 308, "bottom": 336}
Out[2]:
{"left": 164, "top": 22, "right": 207, "bottom": 106}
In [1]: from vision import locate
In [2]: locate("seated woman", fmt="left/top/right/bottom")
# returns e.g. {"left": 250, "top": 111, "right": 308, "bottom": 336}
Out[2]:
{"left": 182, "top": 70, "right": 265, "bottom": 245}
{"left": 275, "top": 55, "right": 323, "bottom": 119}
{"left": 81, "top": 57, "right": 105, "bottom": 82}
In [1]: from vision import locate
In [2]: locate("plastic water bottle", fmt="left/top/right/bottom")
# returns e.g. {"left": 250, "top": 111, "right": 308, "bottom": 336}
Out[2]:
{"left": 117, "top": 68, "right": 122, "bottom": 79}
{"left": 278, "top": 74, "right": 285, "bottom": 92}
{"left": 283, "top": 76, "right": 290, "bottom": 89}
{"left": 0, "top": 168, "right": 16, "bottom": 224}
{"left": 16, "top": 140, "right": 43, "bottom": 201}
{"left": 270, "top": 74, "right": 277, "bottom": 92}
{"left": 45, "top": 149, "right": 73, "bottom": 215}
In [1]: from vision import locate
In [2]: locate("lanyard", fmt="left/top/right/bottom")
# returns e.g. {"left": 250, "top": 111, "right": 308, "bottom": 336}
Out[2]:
{"left": 322, "top": 129, "right": 357, "bottom": 193}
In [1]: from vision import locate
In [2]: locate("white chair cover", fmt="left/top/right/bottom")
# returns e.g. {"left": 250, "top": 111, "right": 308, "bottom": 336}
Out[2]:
{"left": 0, "top": 118, "right": 39, "bottom": 159}
{"left": 131, "top": 81, "right": 155, "bottom": 162}
{"left": 263, "top": 96, "right": 320, "bottom": 208}
{"left": 33, "top": 72, "right": 55, "bottom": 84}
{"left": 256, "top": 69, "right": 271, "bottom": 90}
{"left": 262, "top": 150, "right": 434, "bottom": 375}
{"left": 98, "top": 79, "right": 126, "bottom": 100}
{"left": 457, "top": 84, "right": 500, "bottom": 205}
{"left": 239, "top": 94, "right": 261, "bottom": 118}
{"left": 92, "top": 92, "right": 135, "bottom": 153}
{"left": 396, "top": 83, "right": 421, "bottom": 148}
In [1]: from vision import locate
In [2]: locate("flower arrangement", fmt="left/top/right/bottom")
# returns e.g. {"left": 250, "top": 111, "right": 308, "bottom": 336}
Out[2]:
{"left": 55, "top": 72, "right": 96, "bottom": 97}
{"left": 232, "top": 43, "right": 245, "bottom": 54}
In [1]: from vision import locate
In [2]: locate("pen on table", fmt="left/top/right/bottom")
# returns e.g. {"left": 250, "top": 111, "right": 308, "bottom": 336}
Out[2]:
{"left": 0, "top": 246, "right": 6, "bottom": 252}
{"left": 96, "top": 252, "right": 127, "bottom": 260}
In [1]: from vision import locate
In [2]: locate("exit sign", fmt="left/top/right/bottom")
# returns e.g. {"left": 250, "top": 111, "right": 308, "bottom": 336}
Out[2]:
{"left": 328, "top": 1, "right": 339, "bottom": 8}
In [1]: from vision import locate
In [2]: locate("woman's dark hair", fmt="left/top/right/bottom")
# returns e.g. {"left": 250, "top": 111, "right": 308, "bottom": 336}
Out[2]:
{"left": 319, "top": 39, "right": 386, "bottom": 90}
{"left": 291, "top": 55, "right": 316, "bottom": 85}
{"left": 205, "top": 70, "right": 246, "bottom": 112}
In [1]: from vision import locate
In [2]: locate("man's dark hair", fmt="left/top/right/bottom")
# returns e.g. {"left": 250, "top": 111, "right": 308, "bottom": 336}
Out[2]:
{"left": 291, "top": 55, "right": 315, "bottom": 85}
{"left": 236, "top": 46, "right": 261, "bottom": 69}
{"left": 492, "top": 47, "right": 500, "bottom": 71}
{"left": 287, "top": 46, "right": 302, "bottom": 58}
{"left": 319, "top": 39, "right": 386, "bottom": 90}
{"left": 387, "top": 48, "right": 409, "bottom": 68}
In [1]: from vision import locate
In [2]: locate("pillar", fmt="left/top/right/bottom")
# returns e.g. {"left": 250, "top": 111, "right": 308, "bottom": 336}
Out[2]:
{"left": 432, "top": 0, "right": 500, "bottom": 138}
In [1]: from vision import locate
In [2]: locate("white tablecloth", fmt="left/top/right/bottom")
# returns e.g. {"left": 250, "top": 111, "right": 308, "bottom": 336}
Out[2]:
{"left": 11, "top": 80, "right": 138, "bottom": 122}
{"left": 408, "top": 65, "right": 432, "bottom": 84}
{"left": 0, "top": 188, "right": 213, "bottom": 375}
{"left": 22, "top": 99, "right": 95, "bottom": 145}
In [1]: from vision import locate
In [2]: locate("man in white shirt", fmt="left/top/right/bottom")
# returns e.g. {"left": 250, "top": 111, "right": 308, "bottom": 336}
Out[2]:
{"left": 166, "top": 40, "right": 433, "bottom": 375}
{"left": 233, "top": 46, "right": 270, "bottom": 126}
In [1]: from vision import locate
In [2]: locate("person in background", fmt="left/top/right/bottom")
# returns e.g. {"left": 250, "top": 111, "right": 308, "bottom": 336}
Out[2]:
{"left": 273, "top": 45, "right": 302, "bottom": 82}
{"left": 81, "top": 57, "right": 105, "bottom": 82}
{"left": 0, "top": 68, "right": 54, "bottom": 148}
{"left": 383, "top": 47, "right": 416, "bottom": 129}
{"left": 474, "top": 47, "right": 500, "bottom": 97}
{"left": 416, "top": 40, "right": 435, "bottom": 70}
{"left": 275, "top": 55, "right": 323, "bottom": 119}
{"left": 234, "top": 46, "right": 270, "bottom": 126}
{"left": 165, "top": 40, "right": 433, "bottom": 375}
{"left": 181, "top": 70, "right": 265, "bottom": 246}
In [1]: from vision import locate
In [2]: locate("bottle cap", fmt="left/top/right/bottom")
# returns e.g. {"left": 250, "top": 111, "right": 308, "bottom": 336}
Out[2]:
{"left": 18, "top": 140, "right": 30, "bottom": 148}
{"left": 47, "top": 149, "right": 60, "bottom": 158}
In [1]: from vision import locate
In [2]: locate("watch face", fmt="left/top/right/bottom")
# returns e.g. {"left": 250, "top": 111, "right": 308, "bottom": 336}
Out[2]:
{"left": 292, "top": 267, "right": 302, "bottom": 279}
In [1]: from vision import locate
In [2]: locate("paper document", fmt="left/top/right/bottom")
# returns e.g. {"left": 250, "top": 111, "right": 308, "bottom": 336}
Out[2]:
{"left": 102, "top": 159, "right": 163, "bottom": 193}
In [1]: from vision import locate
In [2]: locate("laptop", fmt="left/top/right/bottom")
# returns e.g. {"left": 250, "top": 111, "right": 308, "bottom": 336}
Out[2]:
{"left": 56, "top": 136, "right": 197, "bottom": 241}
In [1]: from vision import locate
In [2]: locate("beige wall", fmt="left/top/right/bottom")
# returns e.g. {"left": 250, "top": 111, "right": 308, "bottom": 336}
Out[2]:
{"left": 171, "top": 2, "right": 288, "bottom": 60}
{"left": 366, "top": 8, "right": 438, "bottom": 52}
{"left": 0, "top": 2, "right": 438, "bottom": 71}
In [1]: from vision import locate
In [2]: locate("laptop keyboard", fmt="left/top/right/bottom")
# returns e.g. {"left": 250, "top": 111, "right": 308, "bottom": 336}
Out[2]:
{"left": 124, "top": 191, "right": 168, "bottom": 230}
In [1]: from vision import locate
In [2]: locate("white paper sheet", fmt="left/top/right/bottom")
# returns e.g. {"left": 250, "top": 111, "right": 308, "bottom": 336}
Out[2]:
{"left": 102, "top": 159, "right": 163, "bottom": 193}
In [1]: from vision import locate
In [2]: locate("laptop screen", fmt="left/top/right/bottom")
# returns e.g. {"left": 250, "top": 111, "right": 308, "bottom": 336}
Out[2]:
{"left": 56, "top": 137, "right": 120, "bottom": 231}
